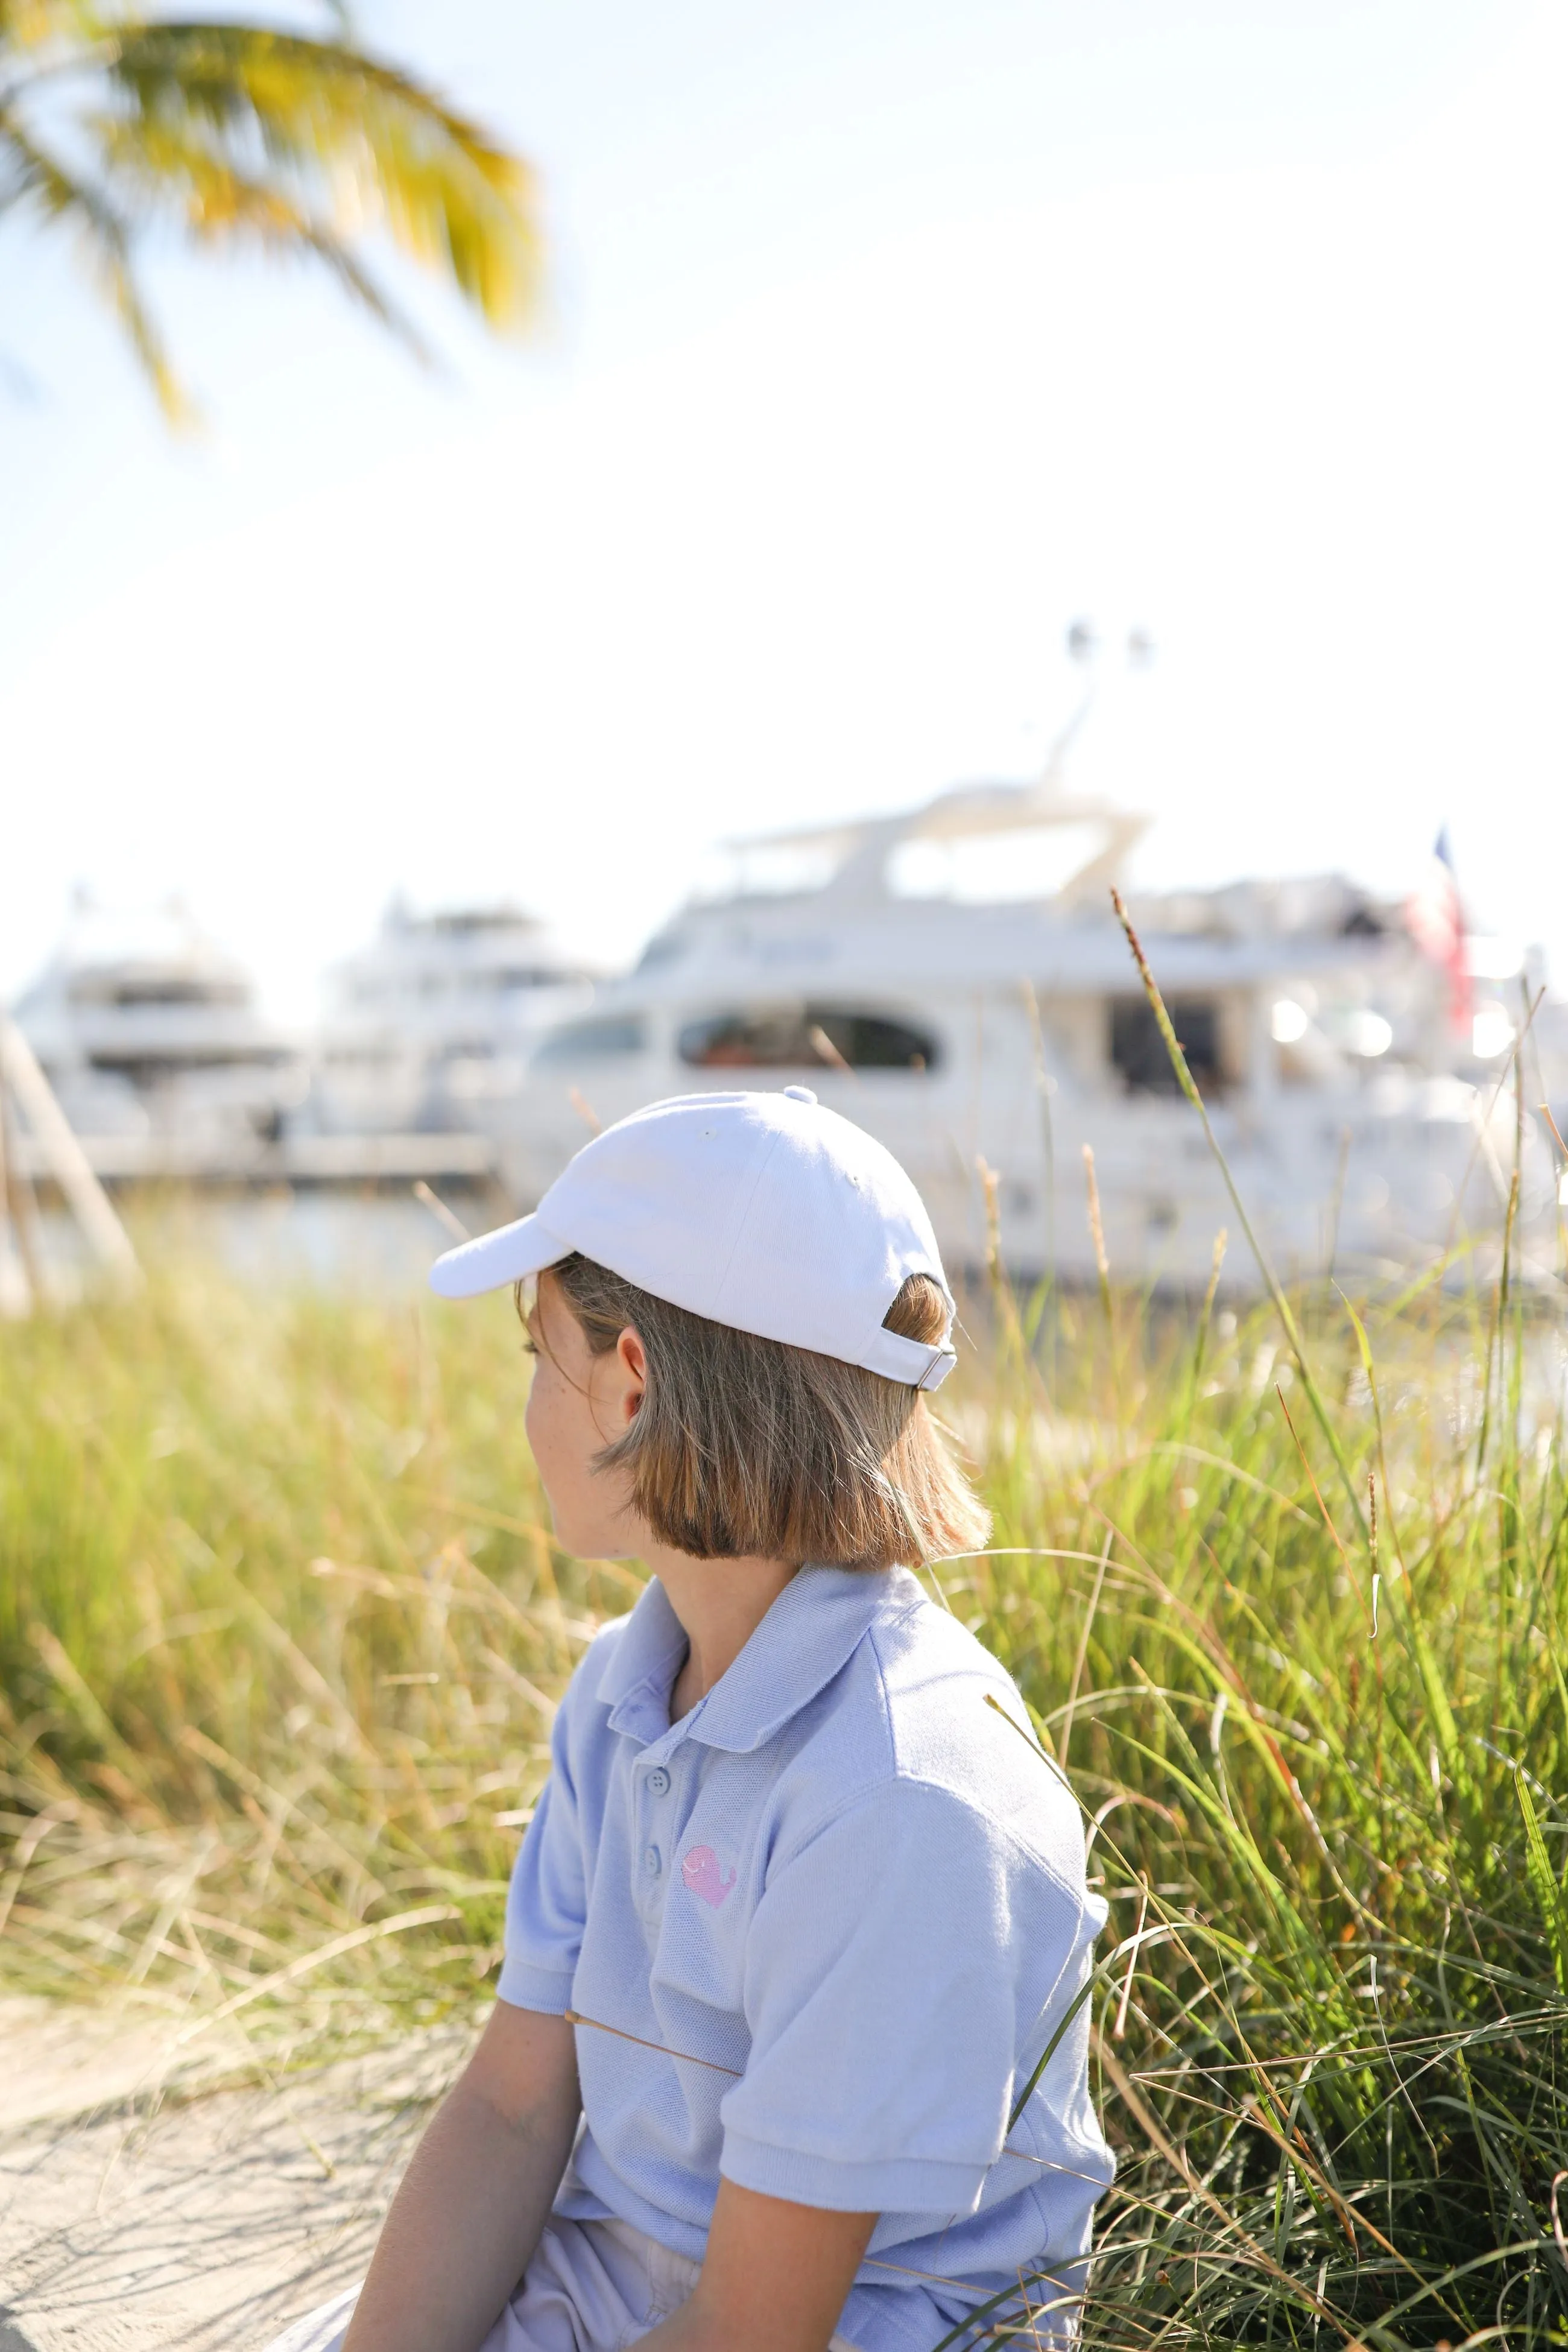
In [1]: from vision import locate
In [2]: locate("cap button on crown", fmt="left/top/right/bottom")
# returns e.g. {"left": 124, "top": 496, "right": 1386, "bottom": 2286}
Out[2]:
{"left": 782, "top": 1085, "right": 817, "bottom": 1104}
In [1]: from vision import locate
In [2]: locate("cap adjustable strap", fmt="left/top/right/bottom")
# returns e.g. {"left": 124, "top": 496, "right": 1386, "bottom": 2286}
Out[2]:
{"left": 860, "top": 1327, "right": 958, "bottom": 1391}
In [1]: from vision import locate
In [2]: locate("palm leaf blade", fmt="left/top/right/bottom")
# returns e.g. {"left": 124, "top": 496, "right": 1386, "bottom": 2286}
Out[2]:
{"left": 0, "top": 104, "right": 188, "bottom": 417}
{"left": 1, "top": 10, "right": 541, "bottom": 416}
{"left": 102, "top": 24, "right": 540, "bottom": 328}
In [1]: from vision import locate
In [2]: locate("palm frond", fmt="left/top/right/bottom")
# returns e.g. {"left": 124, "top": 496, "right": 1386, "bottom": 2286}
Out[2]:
{"left": 100, "top": 24, "right": 540, "bottom": 330}
{"left": 89, "top": 107, "right": 432, "bottom": 359}
{"left": 0, "top": 104, "right": 188, "bottom": 418}
{"left": 0, "top": 10, "right": 539, "bottom": 417}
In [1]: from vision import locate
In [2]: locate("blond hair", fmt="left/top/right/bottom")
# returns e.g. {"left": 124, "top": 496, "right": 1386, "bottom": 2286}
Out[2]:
{"left": 531, "top": 1255, "right": 990, "bottom": 1570}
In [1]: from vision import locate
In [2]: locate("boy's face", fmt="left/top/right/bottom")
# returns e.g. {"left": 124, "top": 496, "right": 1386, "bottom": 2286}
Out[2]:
{"left": 524, "top": 1272, "right": 645, "bottom": 1557}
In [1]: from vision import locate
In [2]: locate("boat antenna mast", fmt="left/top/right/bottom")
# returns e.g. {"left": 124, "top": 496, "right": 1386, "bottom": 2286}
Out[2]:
{"left": 1039, "top": 617, "right": 1155, "bottom": 794}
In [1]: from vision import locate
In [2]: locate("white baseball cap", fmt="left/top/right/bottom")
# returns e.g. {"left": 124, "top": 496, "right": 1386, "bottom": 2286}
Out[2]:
{"left": 428, "top": 1086, "right": 957, "bottom": 1391}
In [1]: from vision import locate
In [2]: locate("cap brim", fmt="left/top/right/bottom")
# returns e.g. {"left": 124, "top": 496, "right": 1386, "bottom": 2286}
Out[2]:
{"left": 429, "top": 1214, "right": 572, "bottom": 1300}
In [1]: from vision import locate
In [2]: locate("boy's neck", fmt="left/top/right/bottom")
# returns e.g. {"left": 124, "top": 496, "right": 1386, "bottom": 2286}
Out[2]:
{"left": 650, "top": 1547, "right": 800, "bottom": 1721}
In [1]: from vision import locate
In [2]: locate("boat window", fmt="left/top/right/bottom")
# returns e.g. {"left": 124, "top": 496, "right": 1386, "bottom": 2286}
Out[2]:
{"left": 677, "top": 1006, "right": 938, "bottom": 1072}
{"left": 1110, "top": 997, "right": 1222, "bottom": 1095}
{"left": 95, "top": 979, "right": 241, "bottom": 1008}
{"left": 533, "top": 1016, "right": 647, "bottom": 1067}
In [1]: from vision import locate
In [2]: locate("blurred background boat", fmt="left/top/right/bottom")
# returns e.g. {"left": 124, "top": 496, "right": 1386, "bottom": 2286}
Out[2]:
{"left": 11, "top": 896, "right": 306, "bottom": 1169}
{"left": 7, "top": 898, "right": 508, "bottom": 1190}
{"left": 504, "top": 769, "right": 1555, "bottom": 1287}
{"left": 307, "top": 898, "right": 596, "bottom": 1139}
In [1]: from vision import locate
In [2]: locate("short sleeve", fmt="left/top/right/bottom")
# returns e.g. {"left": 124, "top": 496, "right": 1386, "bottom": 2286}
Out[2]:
{"left": 718, "top": 1777, "right": 1089, "bottom": 2214}
{"left": 496, "top": 1699, "right": 587, "bottom": 2014}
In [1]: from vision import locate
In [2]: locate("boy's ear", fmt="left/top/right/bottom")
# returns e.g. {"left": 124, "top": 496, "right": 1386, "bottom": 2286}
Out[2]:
{"left": 616, "top": 1326, "right": 648, "bottom": 1419}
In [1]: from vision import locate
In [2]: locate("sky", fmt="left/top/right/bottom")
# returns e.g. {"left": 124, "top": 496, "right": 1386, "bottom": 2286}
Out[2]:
{"left": 2, "top": 0, "right": 1565, "bottom": 1020}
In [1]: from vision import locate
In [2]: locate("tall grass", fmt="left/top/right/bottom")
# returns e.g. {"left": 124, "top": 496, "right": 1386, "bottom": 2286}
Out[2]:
{"left": 2, "top": 1228, "right": 1566, "bottom": 2348}
{"left": 0, "top": 1267, "right": 618, "bottom": 2037}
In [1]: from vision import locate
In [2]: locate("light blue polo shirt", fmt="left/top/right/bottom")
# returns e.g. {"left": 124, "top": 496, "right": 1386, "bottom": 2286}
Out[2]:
{"left": 499, "top": 1565, "right": 1114, "bottom": 2352}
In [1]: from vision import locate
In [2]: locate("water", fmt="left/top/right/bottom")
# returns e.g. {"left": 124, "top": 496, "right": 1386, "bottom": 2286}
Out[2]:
{"left": 24, "top": 1186, "right": 497, "bottom": 1298}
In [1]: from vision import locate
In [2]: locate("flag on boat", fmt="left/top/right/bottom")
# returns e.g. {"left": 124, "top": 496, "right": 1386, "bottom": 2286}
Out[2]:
{"left": 1406, "top": 829, "right": 1471, "bottom": 1034}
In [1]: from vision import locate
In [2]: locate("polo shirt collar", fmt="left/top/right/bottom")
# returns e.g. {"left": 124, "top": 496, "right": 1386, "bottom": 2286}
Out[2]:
{"left": 599, "top": 1579, "right": 691, "bottom": 1748}
{"left": 600, "top": 1563, "right": 923, "bottom": 1756}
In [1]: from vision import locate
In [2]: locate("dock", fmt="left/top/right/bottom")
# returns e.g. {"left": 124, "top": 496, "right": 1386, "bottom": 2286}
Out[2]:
{"left": 9, "top": 1129, "right": 503, "bottom": 1189}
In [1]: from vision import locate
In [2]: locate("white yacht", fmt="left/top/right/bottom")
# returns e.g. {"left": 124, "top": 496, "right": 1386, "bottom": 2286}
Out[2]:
{"left": 505, "top": 781, "right": 1549, "bottom": 1288}
{"left": 13, "top": 898, "right": 305, "bottom": 1157}
{"left": 311, "top": 900, "right": 596, "bottom": 1137}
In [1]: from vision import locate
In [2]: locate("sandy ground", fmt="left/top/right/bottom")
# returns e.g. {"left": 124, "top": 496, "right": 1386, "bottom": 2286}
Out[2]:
{"left": 0, "top": 1999, "right": 469, "bottom": 2352}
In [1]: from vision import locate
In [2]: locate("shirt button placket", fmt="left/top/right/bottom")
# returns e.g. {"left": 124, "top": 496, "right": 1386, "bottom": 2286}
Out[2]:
{"left": 641, "top": 1760, "right": 671, "bottom": 1913}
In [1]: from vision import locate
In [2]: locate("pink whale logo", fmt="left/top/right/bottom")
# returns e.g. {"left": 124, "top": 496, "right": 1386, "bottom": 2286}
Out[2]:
{"left": 681, "top": 1845, "right": 738, "bottom": 1909}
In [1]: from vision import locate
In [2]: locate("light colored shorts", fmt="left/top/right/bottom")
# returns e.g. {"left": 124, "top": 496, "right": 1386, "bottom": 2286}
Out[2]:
{"left": 265, "top": 2211, "right": 861, "bottom": 2352}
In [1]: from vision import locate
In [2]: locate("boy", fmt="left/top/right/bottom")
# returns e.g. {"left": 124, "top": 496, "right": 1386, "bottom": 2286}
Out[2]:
{"left": 274, "top": 1087, "right": 1111, "bottom": 2352}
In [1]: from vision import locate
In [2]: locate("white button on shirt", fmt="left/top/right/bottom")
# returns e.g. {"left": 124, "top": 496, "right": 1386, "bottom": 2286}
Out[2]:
{"left": 500, "top": 1566, "right": 1114, "bottom": 2352}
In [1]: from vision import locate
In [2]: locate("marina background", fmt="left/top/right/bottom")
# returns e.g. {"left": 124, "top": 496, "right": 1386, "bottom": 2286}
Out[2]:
{"left": 4, "top": 7, "right": 1568, "bottom": 2351}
